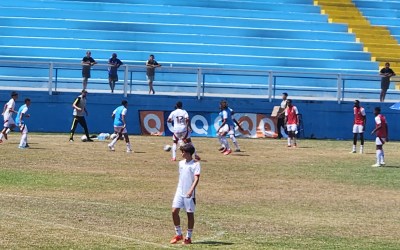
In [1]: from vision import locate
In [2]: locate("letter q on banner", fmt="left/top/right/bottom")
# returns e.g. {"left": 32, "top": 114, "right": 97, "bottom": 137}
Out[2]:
{"left": 235, "top": 113, "right": 257, "bottom": 138}
{"left": 257, "top": 114, "right": 277, "bottom": 138}
{"left": 140, "top": 111, "right": 165, "bottom": 136}
{"left": 191, "top": 114, "right": 209, "bottom": 137}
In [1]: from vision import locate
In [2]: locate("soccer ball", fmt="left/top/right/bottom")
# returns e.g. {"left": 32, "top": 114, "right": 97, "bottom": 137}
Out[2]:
{"left": 164, "top": 144, "right": 172, "bottom": 152}
{"left": 81, "top": 135, "right": 88, "bottom": 142}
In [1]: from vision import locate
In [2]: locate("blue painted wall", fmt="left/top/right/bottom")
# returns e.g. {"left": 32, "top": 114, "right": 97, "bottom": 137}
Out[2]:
{"left": 1, "top": 90, "right": 398, "bottom": 140}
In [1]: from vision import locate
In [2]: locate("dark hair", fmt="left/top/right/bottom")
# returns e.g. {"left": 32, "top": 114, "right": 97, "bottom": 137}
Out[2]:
{"left": 150, "top": 54, "right": 154, "bottom": 58}
{"left": 220, "top": 100, "right": 228, "bottom": 109}
{"left": 25, "top": 98, "right": 31, "bottom": 103}
{"left": 81, "top": 89, "right": 88, "bottom": 93}
{"left": 354, "top": 100, "right": 360, "bottom": 104}
{"left": 176, "top": 101, "right": 183, "bottom": 109}
{"left": 11, "top": 91, "right": 18, "bottom": 97}
{"left": 385, "top": 62, "right": 390, "bottom": 66}
{"left": 180, "top": 143, "right": 195, "bottom": 155}
{"left": 282, "top": 92, "right": 288, "bottom": 97}
{"left": 287, "top": 99, "right": 292, "bottom": 103}
{"left": 121, "top": 100, "right": 128, "bottom": 106}
{"left": 375, "top": 107, "right": 381, "bottom": 113}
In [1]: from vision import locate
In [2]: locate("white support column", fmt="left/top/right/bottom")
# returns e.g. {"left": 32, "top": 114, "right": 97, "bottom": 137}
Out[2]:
{"left": 123, "top": 65, "right": 129, "bottom": 97}
{"left": 337, "top": 74, "right": 342, "bottom": 104}
{"left": 196, "top": 68, "right": 203, "bottom": 100}
{"left": 268, "top": 71, "right": 273, "bottom": 102}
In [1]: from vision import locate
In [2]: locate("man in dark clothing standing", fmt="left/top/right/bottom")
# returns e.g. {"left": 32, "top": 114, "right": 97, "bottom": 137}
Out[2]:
{"left": 146, "top": 54, "right": 161, "bottom": 95}
{"left": 379, "top": 62, "right": 396, "bottom": 102}
{"left": 69, "top": 90, "right": 92, "bottom": 142}
{"left": 81, "top": 51, "right": 97, "bottom": 90}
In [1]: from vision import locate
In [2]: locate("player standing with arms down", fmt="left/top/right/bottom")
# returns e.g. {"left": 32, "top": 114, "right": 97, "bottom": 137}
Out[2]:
{"left": 81, "top": 51, "right": 97, "bottom": 90}
{"left": 170, "top": 144, "right": 200, "bottom": 245}
{"left": 108, "top": 100, "right": 132, "bottom": 152}
{"left": 351, "top": 100, "right": 366, "bottom": 154}
{"left": 285, "top": 99, "right": 300, "bottom": 147}
{"left": 0, "top": 91, "right": 18, "bottom": 143}
{"left": 15, "top": 98, "right": 31, "bottom": 149}
{"left": 371, "top": 107, "right": 388, "bottom": 167}
{"left": 69, "top": 90, "right": 92, "bottom": 142}
{"left": 167, "top": 101, "right": 200, "bottom": 161}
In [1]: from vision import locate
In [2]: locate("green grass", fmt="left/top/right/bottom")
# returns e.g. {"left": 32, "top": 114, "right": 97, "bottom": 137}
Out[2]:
{"left": 1, "top": 134, "right": 400, "bottom": 249}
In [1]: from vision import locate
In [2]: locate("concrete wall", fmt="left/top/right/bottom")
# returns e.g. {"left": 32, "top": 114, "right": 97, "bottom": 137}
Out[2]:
{"left": 1, "top": 90, "right": 398, "bottom": 140}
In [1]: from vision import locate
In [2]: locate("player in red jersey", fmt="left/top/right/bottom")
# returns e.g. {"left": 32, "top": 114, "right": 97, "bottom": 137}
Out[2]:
{"left": 351, "top": 100, "right": 366, "bottom": 154}
{"left": 284, "top": 99, "right": 299, "bottom": 147}
{"left": 371, "top": 107, "right": 388, "bottom": 167}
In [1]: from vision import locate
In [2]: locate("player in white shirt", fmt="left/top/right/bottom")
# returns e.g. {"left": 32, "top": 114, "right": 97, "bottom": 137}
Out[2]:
{"left": 0, "top": 91, "right": 18, "bottom": 143}
{"left": 15, "top": 98, "right": 31, "bottom": 149}
{"left": 167, "top": 101, "right": 200, "bottom": 161}
{"left": 170, "top": 144, "right": 201, "bottom": 245}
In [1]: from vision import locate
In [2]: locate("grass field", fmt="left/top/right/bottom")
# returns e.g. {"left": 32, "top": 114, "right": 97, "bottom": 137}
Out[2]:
{"left": 1, "top": 134, "right": 400, "bottom": 249}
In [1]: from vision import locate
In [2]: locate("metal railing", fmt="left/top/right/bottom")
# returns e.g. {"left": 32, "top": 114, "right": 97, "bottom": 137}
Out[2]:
{"left": 0, "top": 60, "right": 399, "bottom": 103}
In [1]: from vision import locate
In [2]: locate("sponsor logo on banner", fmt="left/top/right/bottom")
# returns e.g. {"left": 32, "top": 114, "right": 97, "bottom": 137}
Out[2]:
{"left": 140, "top": 111, "right": 165, "bottom": 135}
{"left": 139, "top": 110, "right": 276, "bottom": 138}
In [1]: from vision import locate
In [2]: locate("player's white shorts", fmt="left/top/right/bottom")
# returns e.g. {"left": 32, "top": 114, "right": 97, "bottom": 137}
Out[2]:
{"left": 3, "top": 116, "right": 15, "bottom": 128}
{"left": 219, "top": 124, "right": 235, "bottom": 135}
{"left": 19, "top": 124, "right": 28, "bottom": 134}
{"left": 286, "top": 124, "right": 297, "bottom": 132}
{"left": 353, "top": 124, "right": 364, "bottom": 133}
{"left": 114, "top": 125, "right": 127, "bottom": 134}
{"left": 375, "top": 137, "right": 386, "bottom": 146}
{"left": 173, "top": 129, "right": 190, "bottom": 142}
{"left": 172, "top": 192, "right": 196, "bottom": 213}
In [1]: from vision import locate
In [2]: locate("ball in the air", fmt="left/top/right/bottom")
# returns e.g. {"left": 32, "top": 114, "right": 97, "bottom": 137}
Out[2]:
{"left": 164, "top": 144, "right": 172, "bottom": 152}
{"left": 81, "top": 135, "right": 88, "bottom": 142}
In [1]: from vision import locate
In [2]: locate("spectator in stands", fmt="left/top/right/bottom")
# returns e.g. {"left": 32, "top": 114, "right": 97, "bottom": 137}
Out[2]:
{"left": 108, "top": 53, "right": 123, "bottom": 93}
{"left": 81, "top": 51, "right": 97, "bottom": 90}
{"left": 146, "top": 54, "right": 161, "bottom": 94}
{"left": 379, "top": 62, "right": 396, "bottom": 102}
{"left": 276, "top": 92, "right": 288, "bottom": 139}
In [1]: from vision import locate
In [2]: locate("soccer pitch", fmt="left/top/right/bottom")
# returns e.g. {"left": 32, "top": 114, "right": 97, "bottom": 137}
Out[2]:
{"left": 1, "top": 134, "right": 400, "bottom": 249}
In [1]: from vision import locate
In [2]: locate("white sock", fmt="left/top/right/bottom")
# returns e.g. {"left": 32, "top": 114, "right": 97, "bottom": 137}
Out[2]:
{"left": 175, "top": 225, "right": 182, "bottom": 236}
{"left": 19, "top": 133, "right": 27, "bottom": 147}
{"left": 352, "top": 145, "right": 356, "bottom": 151}
{"left": 186, "top": 229, "right": 193, "bottom": 239}
{"left": 230, "top": 135, "right": 240, "bottom": 150}
{"left": 110, "top": 136, "right": 118, "bottom": 147}
{"left": 172, "top": 143, "right": 177, "bottom": 159}
{"left": 0, "top": 133, "right": 3, "bottom": 140}
{"left": 221, "top": 136, "right": 230, "bottom": 150}
{"left": 288, "top": 138, "right": 291, "bottom": 146}
{"left": 376, "top": 150, "right": 381, "bottom": 164}
{"left": 126, "top": 142, "right": 131, "bottom": 150}
{"left": 5, "top": 128, "right": 10, "bottom": 134}
{"left": 380, "top": 149, "right": 384, "bottom": 163}
{"left": 360, "top": 145, "right": 363, "bottom": 152}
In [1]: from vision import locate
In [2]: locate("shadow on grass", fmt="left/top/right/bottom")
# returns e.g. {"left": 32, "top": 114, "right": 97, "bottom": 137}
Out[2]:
{"left": 382, "top": 165, "right": 400, "bottom": 169}
{"left": 194, "top": 241, "right": 234, "bottom": 246}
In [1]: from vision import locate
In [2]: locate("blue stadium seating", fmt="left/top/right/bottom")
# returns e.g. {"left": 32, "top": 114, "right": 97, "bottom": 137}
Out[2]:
{"left": 0, "top": 0, "right": 380, "bottom": 96}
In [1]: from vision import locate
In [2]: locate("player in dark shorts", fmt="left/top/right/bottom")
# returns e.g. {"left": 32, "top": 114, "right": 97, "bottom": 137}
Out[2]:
{"left": 81, "top": 51, "right": 97, "bottom": 90}
{"left": 379, "top": 62, "right": 396, "bottom": 102}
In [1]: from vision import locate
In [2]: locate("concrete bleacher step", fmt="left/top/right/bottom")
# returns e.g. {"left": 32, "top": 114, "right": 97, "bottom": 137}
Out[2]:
{"left": 0, "top": 27, "right": 363, "bottom": 52}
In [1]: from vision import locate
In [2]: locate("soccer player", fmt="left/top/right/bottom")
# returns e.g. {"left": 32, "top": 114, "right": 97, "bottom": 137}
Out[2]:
{"left": 371, "top": 107, "right": 388, "bottom": 167}
{"left": 108, "top": 100, "right": 132, "bottom": 152}
{"left": 167, "top": 101, "right": 200, "bottom": 161}
{"left": 170, "top": 144, "right": 200, "bottom": 245}
{"left": 351, "top": 100, "right": 366, "bottom": 154}
{"left": 285, "top": 99, "right": 299, "bottom": 147}
{"left": 277, "top": 92, "right": 288, "bottom": 139}
{"left": 217, "top": 101, "right": 241, "bottom": 154}
{"left": 15, "top": 98, "right": 31, "bottom": 149}
{"left": 69, "top": 90, "right": 92, "bottom": 142}
{"left": 0, "top": 91, "right": 18, "bottom": 143}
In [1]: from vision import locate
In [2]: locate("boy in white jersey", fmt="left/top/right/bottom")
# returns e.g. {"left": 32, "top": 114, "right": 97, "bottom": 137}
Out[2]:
{"left": 167, "top": 101, "right": 200, "bottom": 161}
{"left": 170, "top": 144, "right": 201, "bottom": 245}
{"left": 15, "top": 98, "right": 31, "bottom": 149}
{"left": 108, "top": 100, "right": 132, "bottom": 152}
{"left": 0, "top": 91, "right": 18, "bottom": 143}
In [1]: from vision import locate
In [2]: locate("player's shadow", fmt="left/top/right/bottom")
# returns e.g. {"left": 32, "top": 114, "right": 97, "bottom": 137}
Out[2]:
{"left": 382, "top": 165, "right": 400, "bottom": 169}
{"left": 231, "top": 153, "right": 250, "bottom": 157}
{"left": 194, "top": 241, "right": 234, "bottom": 246}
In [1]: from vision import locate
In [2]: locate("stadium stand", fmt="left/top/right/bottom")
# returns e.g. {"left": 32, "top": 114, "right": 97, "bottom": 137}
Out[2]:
{"left": 353, "top": 0, "right": 400, "bottom": 73}
{"left": 0, "top": 0, "right": 383, "bottom": 97}
{"left": 316, "top": 0, "right": 400, "bottom": 75}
